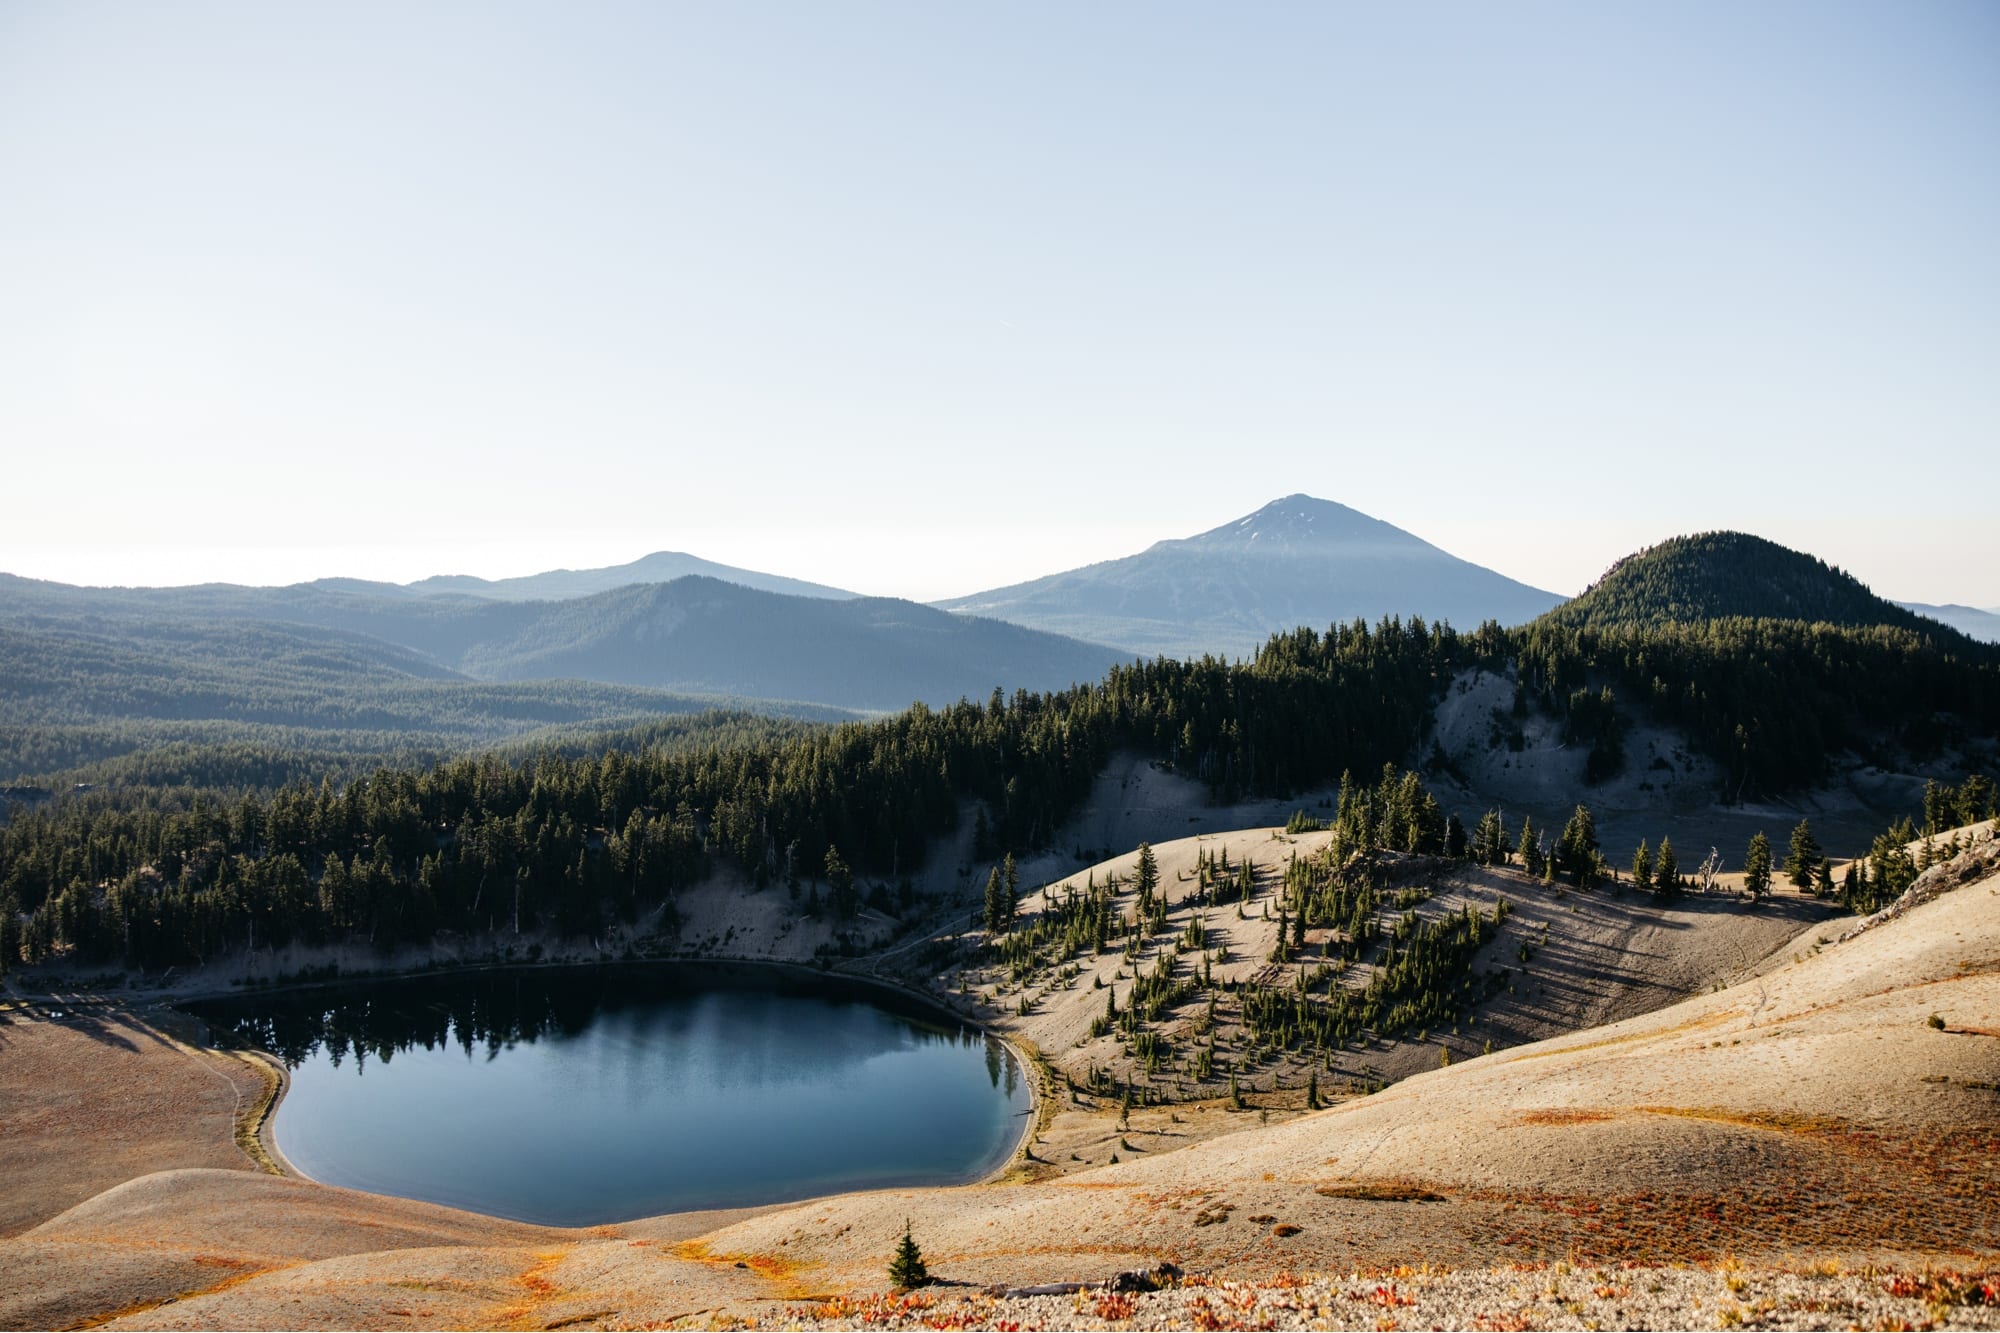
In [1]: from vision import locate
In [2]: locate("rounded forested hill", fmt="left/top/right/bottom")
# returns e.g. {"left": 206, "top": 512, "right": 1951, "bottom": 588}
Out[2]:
{"left": 1544, "top": 531, "right": 1969, "bottom": 640}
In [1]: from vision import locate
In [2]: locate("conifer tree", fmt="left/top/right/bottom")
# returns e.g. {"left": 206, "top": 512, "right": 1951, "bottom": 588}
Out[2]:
{"left": 1444, "top": 812, "right": 1468, "bottom": 860}
{"left": 1517, "top": 818, "right": 1542, "bottom": 877}
{"left": 1655, "top": 837, "right": 1679, "bottom": 895}
{"left": 1630, "top": 840, "right": 1653, "bottom": 894}
{"left": 1472, "top": 810, "right": 1507, "bottom": 866}
{"left": 1558, "top": 804, "right": 1600, "bottom": 887}
{"left": 888, "top": 1218, "right": 929, "bottom": 1289}
{"left": 1743, "top": 831, "right": 1773, "bottom": 901}
{"left": 825, "top": 844, "right": 856, "bottom": 918}
{"left": 982, "top": 865, "right": 1009, "bottom": 933}
{"left": 0, "top": 890, "right": 16, "bottom": 977}
{"left": 1785, "top": 819, "right": 1822, "bottom": 891}
{"left": 1134, "top": 842, "right": 1158, "bottom": 901}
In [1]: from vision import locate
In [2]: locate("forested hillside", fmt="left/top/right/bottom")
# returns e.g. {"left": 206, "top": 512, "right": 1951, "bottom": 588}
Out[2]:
{"left": 0, "top": 620, "right": 1473, "bottom": 971}
{"left": 5, "top": 527, "right": 1999, "bottom": 977}
{"left": 1545, "top": 532, "right": 1967, "bottom": 639}
{"left": 6, "top": 600, "right": 1997, "bottom": 976}
{"left": 1510, "top": 532, "right": 1996, "bottom": 791}
{"left": 0, "top": 611, "right": 851, "bottom": 787}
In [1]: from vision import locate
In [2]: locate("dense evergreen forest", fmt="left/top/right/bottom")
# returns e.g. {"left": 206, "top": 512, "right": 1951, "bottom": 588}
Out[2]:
{"left": 1543, "top": 531, "right": 1969, "bottom": 639}
{"left": 0, "top": 619, "right": 1474, "bottom": 972}
{"left": 4, "top": 597, "right": 1996, "bottom": 978}
{"left": 1514, "top": 616, "right": 1997, "bottom": 793}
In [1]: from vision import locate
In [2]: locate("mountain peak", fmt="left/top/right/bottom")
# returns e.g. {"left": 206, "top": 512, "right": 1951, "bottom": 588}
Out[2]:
{"left": 937, "top": 496, "right": 1562, "bottom": 657}
{"left": 403, "top": 551, "right": 855, "bottom": 603}
{"left": 1173, "top": 495, "right": 1424, "bottom": 554}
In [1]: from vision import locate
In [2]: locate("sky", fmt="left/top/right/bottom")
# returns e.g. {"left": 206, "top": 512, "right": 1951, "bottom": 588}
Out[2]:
{"left": 2, "top": 2, "right": 1996, "bottom": 605}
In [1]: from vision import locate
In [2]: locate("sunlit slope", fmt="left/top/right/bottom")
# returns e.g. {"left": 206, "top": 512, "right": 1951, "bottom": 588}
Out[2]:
{"left": 4, "top": 835, "right": 1991, "bottom": 1329}
{"left": 675, "top": 831, "right": 2000, "bottom": 1288}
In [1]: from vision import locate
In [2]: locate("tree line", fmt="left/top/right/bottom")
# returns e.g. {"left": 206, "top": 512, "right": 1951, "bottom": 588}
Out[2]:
{"left": 3, "top": 612, "right": 1995, "bottom": 975}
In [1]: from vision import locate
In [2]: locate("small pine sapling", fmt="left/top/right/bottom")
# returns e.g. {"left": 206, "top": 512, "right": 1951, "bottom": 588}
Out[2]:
{"left": 888, "top": 1218, "right": 929, "bottom": 1289}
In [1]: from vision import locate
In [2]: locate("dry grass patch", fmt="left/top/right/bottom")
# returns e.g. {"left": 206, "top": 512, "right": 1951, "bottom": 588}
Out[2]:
{"left": 1512, "top": 1108, "right": 1617, "bottom": 1126}
{"left": 1635, "top": 1105, "right": 1851, "bottom": 1136}
{"left": 1315, "top": 1181, "right": 1449, "bottom": 1203}
{"left": 1508, "top": 1009, "right": 1745, "bottom": 1062}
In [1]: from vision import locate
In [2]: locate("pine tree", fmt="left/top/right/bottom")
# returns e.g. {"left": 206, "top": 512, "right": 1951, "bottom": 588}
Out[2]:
{"left": 1134, "top": 842, "right": 1158, "bottom": 901}
{"left": 1517, "top": 818, "right": 1541, "bottom": 877}
{"left": 0, "top": 890, "right": 17, "bottom": 977}
{"left": 1472, "top": 810, "right": 1507, "bottom": 866}
{"left": 888, "top": 1218, "right": 929, "bottom": 1289}
{"left": 982, "top": 866, "right": 1008, "bottom": 934}
{"left": 1444, "top": 812, "right": 1468, "bottom": 860}
{"left": 1558, "top": 804, "right": 1600, "bottom": 887}
{"left": 825, "top": 844, "right": 857, "bottom": 918}
{"left": 1630, "top": 840, "right": 1653, "bottom": 893}
{"left": 1786, "top": 819, "right": 1822, "bottom": 891}
{"left": 1743, "top": 832, "right": 1773, "bottom": 901}
{"left": 1656, "top": 837, "right": 1679, "bottom": 895}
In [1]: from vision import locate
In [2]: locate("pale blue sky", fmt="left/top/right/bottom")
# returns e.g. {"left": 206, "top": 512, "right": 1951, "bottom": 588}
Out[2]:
{"left": 2, "top": 2, "right": 1995, "bottom": 604}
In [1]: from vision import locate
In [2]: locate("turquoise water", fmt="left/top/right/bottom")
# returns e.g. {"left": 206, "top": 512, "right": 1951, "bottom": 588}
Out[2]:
{"left": 189, "top": 965, "right": 1028, "bottom": 1226}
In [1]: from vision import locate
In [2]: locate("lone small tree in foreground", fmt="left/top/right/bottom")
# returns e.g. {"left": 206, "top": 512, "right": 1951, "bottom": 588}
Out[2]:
{"left": 888, "top": 1218, "right": 929, "bottom": 1289}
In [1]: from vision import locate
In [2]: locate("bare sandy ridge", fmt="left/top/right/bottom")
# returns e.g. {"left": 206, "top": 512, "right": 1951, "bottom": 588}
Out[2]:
{"left": 0, "top": 1003, "right": 267, "bottom": 1238}
{"left": 2, "top": 835, "right": 1993, "bottom": 1330}
{"left": 946, "top": 821, "right": 1844, "bottom": 1120}
{"left": 638, "top": 844, "right": 1999, "bottom": 1294}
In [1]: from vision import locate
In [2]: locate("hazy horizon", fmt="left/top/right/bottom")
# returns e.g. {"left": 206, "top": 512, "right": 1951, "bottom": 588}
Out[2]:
{"left": 4, "top": 3, "right": 1995, "bottom": 605}
{"left": 1, "top": 497, "right": 1995, "bottom": 611}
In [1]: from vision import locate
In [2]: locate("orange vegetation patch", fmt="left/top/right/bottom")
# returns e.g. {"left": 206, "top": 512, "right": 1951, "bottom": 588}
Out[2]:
{"left": 670, "top": 1238, "right": 823, "bottom": 1297}
{"left": 1513, "top": 1109, "right": 1617, "bottom": 1127}
{"left": 1452, "top": 1119, "right": 2000, "bottom": 1267}
{"left": 1881, "top": 1271, "right": 2000, "bottom": 1308}
{"left": 1093, "top": 1291, "right": 1138, "bottom": 1319}
{"left": 489, "top": 1248, "right": 574, "bottom": 1329}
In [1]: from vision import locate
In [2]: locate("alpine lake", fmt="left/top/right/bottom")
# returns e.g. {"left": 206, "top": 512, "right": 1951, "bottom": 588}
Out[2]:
{"left": 188, "top": 963, "right": 1030, "bottom": 1226}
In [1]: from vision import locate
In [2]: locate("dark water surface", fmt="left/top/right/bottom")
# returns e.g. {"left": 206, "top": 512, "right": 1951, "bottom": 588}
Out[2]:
{"left": 188, "top": 964, "right": 1029, "bottom": 1226}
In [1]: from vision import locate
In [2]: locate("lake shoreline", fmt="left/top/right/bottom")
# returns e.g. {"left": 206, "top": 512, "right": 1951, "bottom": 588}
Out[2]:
{"left": 184, "top": 954, "right": 1039, "bottom": 1226}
